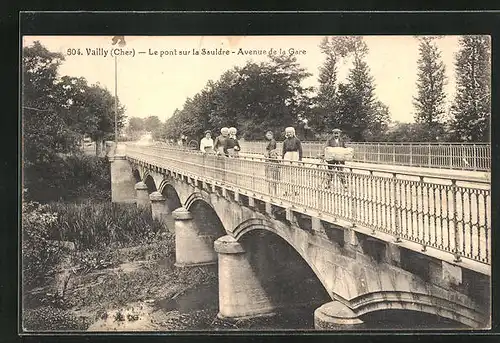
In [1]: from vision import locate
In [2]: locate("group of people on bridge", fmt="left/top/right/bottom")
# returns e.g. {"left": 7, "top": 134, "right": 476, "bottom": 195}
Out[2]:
{"left": 195, "top": 126, "right": 352, "bottom": 191}
{"left": 198, "top": 126, "right": 350, "bottom": 169}
{"left": 199, "top": 127, "right": 241, "bottom": 157}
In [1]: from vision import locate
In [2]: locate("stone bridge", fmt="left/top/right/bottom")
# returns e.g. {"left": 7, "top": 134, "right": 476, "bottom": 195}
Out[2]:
{"left": 110, "top": 144, "right": 490, "bottom": 329}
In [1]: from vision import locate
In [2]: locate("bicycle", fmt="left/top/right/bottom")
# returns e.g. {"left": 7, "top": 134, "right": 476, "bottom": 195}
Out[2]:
{"left": 317, "top": 154, "right": 349, "bottom": 191}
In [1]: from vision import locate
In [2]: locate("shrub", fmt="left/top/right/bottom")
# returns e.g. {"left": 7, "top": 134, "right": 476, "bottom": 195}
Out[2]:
{"left": 22, "top": 201, "right": 66, "bottom": 290}
{"left": 47, "top": 202, "right": 167, "bottom": 251}
{"left": 24, "top": 154, "right": 111, "bottom": 203}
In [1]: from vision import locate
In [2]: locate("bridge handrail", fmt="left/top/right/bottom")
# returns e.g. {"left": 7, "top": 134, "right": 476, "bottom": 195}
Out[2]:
{"left": 128, "top": 143, "right": 490, "bottom": 185}
{"left": 236, "top": 141, "right": 491, "bottom": 172}
{"left": 123, "top": 142, "right": 491, "bottom": 266}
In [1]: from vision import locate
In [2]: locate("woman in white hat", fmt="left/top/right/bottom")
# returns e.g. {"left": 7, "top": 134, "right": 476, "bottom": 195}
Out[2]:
{"left": 227, "top": 127, "right": 241, "bottom": 157}
{"left": 282, "top": 127, "right": 302, "bottom": 161}
{"left": 281, "top": 126, "right": 302, "bottom": 197}
{"left": 213, "top": 127, "right": 230, "bottom": 156}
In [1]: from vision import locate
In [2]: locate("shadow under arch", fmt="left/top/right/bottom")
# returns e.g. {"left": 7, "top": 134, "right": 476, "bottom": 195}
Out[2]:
{"left": 131, "top": 168, "right": 141, "bottom": 183}
{"left": 185, "top": 195, "right": 227, "bottom": 239}
{"left": 233, "top": 218, "right": 334, "bottom": 302}
{"left": 233, "top": 220, "right": 332, "bottom": 328}
{"left": 158, "top": 182, "right": 182, "bottom": 211}
{"left": 143, "top": 173, "right": 157, "bottom": 194}
{"left": 351, "top": 291, "right": 483, "bottom": 329}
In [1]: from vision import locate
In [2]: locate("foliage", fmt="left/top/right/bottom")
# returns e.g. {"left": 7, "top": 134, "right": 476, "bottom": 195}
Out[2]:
{"left": 449, "top": 35, "right": 491, "bottom": 142}
{"left": 22, "top": 201, "right": 63, "bottom": 290}
{"left": 308, "top": 36, "right": 390, "bottom": 141}
{"left": 23, "top": 41, "right": 125, "bottom": 201}
{"left": 381, "top": 121, "right": 431, "bottom": 142}
{"left": 143, "top": 116, "right": 162, "bottom": 133}
{"left": 160, "top": 55, "right": 313, "bottom": 141}
{"left": 46, "top": 202, "right": 166, "bottom": 251}
{"left": 413, "top": 37, "right": 447, "bottom": 141}
{"left": 24, "top": 154, "right": 111, "bottom": 203}
{"left": 125, "top": 116, "right": 164, "bottom": 141}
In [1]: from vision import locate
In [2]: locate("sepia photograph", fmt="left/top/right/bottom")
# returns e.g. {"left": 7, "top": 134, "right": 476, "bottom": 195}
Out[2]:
{"left": 21, "top": 34, "right": 491, "bottom": 332}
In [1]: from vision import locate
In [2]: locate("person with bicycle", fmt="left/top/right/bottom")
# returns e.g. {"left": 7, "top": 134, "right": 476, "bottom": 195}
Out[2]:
{"left": 322, "top": 128, "right": 349, "bottom": 188}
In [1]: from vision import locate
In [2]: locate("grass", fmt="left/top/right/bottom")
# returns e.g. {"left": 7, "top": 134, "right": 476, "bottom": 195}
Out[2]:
{"left": 23, "top": 200, "right": 219, "bottom": 331}
{"left": 46, "top": 201, "right": 166, "bottom": 251}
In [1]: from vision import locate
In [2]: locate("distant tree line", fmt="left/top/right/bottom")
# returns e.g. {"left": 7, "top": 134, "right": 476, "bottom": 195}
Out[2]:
{"left": 124, "top": 35, "right": 490, "bottom": 143}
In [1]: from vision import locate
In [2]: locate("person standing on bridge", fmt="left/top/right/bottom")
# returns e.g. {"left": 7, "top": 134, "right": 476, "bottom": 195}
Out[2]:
{"left": 282, "top": 127, "right": 303, "bottom": 162}
{"left": 200, "top": 130, "right": 214, "bottom": 153}
{"left": 282, "top": 127, "right": 302, "bottom": 197}
{"left": 264, "top": 131, "right": 279, "bottom": 196}
{"left": 227, "top": 127, "right": 241, "bottom": 157}
{"left": 264, "top": 131, "right": 278, "bottom": 160}
{"left": 214, "top": 127, "right": 230, "bottom": 157}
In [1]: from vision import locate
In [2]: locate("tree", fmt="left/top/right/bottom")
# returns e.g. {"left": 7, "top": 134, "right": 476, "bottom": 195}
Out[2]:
{"left": 449, "top": 35, "right": 491, "bottom": 142}
{"left": 22, "top": 41, "right": 74, "bottom": 165}
{"left": 309, "top": 36, "right": 389, "bottom": 141}
{"left": 128, "top": 117, "right": 145, "bottom": 132}
{"left": 82, "top": 84, "right": 126, "bottom": 155}
{"left": 22, "top": 41, "right": 127, "bottom": 200}
{"left": 382, "top": 121, "right": 429, "bottom": 142}
{"left": 330, "top": 53, "right": 390, "bottom": 142}
{"left": 413, "top": 37, "right": 447, "bottom": 141}
{"left": 161, "top": 55, "right": 313, "bottom": 141}
{"left": 309, "top": 36, "right": 369, "bottom": 133}
{"left": 143, "top": 116, "right": 162, "bottom": 133}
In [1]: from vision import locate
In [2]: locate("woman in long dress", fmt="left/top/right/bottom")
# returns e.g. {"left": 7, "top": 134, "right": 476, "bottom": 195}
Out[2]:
{"left": 227, "top": 127, "right": 241, "bottom": 158}
{"left": 281, "top": 127, "right": 302, "bottom": 196}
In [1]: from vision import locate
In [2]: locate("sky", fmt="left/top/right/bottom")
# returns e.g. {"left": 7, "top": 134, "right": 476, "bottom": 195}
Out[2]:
{"left": 23, "top": 35, "right": 464, "bottom": 124}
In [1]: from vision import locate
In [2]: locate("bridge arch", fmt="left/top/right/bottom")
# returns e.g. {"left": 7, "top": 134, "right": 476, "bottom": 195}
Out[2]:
{"left": 143, "top": 172, "right": 157, "bottom": 194}
{"left": 131, "top": 168, "right": 141, "bottom": 183}
{"left": 230, "top": 220, "right": 332, "bottom": 322}
{"left": 351, "top": 291, "right": 482, "bottom": 329}
{"left": 158, "top": 181, "right": 182, "bottom": 211}
{"left": 185, "top": 195, "right": 227, "bottom": 238}
{"left": 233, "top": 218, "right": 333, "bottom": 300}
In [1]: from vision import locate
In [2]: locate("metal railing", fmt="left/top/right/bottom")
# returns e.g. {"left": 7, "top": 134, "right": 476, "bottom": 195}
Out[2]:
{"left": 125, "top": 144, "right": 491, "bottom": 265}
{"left": 238, "top": 141, "right": 491, "bottom": 171}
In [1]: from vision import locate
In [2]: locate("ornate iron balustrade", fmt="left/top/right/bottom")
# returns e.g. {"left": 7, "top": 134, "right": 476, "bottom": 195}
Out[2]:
{"left": 238, "top": 141, "right": 491, "bottom": 172}
{"left": 125, "top": 144, "right": 491, "bottom": 265}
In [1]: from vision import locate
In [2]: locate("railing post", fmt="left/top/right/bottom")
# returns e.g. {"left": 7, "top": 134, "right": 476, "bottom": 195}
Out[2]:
{"left": 409, "top": 144, "right": 413, "bottom": 166}
{"left": 473, "top": 144, "right": 477, "bottom": 171}
{"left": 393, "top": 173, "right": 401, "bottom": 243}
{"left": 392, "top": 145, "right": 396, "bottom": 165}
{"left": 451, "top": 179, "right": 461, "bottom": 262}
{"left": 428, "top": 144, "right": 431, "bottom": 168}
{"left": 350, "top": 171, "right": 356, "bottom": 228}
{"left": 377, "top": 143, "right": 380, "bottom": 163}
{"left": 449, "top": 145, "right": 453, "bottom": 168}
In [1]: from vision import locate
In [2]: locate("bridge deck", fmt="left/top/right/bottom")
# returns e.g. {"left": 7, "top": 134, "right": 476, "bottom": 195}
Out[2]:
{"left": 122, "top": 143, "right": 491, "bottom": 269}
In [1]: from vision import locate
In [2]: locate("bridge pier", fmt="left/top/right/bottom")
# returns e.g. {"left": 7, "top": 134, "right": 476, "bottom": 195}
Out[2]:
{"left": 214, "top": 235, "right": 276, "bottom": 320}
{"left": 134, "top": 181, "right": 150, "bottom": 210}
{"left": 149, "top": 191, "right": 172, "bottom": 230}
{"left": 110, "top": 156, "right": 136, "bottom": 203}
{"left": 172, "top": 207, "right": 217, "bottom": 267}
{"left": 314, "top": 301, "right": 365, "bottom": 330}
